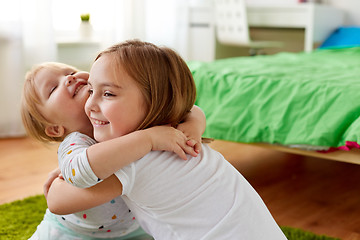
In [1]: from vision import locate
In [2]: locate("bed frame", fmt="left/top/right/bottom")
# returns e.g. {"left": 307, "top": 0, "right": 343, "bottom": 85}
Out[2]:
{"left": 254, "top": 143, "right": 360, "bottom": 165}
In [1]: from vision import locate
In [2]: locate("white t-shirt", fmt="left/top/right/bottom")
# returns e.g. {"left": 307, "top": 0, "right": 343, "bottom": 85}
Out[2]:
{"left": 115, "top": 144, "right": 287, "bottom": 240}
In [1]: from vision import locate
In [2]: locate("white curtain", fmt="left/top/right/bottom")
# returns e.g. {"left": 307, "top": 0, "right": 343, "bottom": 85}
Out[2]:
{"left": 107, "top": 0, "right": 191, "bottom": 59}
{"left": 0, "top": 0, "right": 193, "bottom": 138}
{"left": 0, "top": 0, "right": 56, "bottom": 138}
{"left": 143, "top": 0, "right": 190, "bottom": 60}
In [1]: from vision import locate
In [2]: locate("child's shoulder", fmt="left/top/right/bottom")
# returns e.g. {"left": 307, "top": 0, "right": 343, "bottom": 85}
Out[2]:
{"left": 60, "top": 132, "right": 97, "bottom": 148}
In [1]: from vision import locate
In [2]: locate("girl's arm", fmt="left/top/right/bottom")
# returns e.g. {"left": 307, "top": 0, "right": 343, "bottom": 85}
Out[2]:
{"left": 87, "top": 126, "right": 198, "bottom": 180}
{"left": 60, "top": 106, "right": 205, "bottom": 188}
{"left": 47, "top": 174, "right": 122, "bottom": 215}
{"left": 60, "top": 125, "right": 198, "bottom": 188}
{"left": 48, "top": 106, "right": 207, "bottom": 214}
{"left": 177, "top": 105, "right": 206, "bottom": 153}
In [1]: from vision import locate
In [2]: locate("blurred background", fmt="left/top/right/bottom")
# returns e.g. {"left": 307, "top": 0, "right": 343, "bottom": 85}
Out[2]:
{"left": 0, "top": 0, "right": 359, "bottom": 138}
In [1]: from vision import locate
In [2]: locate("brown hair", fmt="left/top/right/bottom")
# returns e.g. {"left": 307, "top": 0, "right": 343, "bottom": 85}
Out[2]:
{"left": 21, "top": 62, "right": 79, "bottom": 143}
{"left": 96, "top": 40, "right": 196, "bottom": 130}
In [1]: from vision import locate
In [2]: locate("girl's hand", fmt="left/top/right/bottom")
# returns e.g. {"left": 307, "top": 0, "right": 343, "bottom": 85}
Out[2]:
{"left": 43, "top": 168, "right": 61, "bottom": 199}
{"left": 145, "top": 126, "right": 199, "bottom": 160}
{"left": 185, "top": 139, "right": 201, "bottom": 155}
{"left": 176, "top": 106, "right": 206, "bottom": 154}
{"left": 177, "top": 122, "right": 203, "bottom": 154}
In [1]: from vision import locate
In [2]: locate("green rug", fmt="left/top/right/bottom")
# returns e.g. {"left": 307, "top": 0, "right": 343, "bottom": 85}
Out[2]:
{"left": 0, "top": 195, "right": 340, "bottom": 240}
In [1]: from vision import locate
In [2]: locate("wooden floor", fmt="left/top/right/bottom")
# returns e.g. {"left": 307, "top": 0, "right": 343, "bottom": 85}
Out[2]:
{"left": 1, "top": 137, "right": 360, "bottom": 240}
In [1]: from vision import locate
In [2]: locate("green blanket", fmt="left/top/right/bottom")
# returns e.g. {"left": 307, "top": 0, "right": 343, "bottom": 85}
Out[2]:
{"left": 190, "top": 47, "right": 360, "bottom": 150}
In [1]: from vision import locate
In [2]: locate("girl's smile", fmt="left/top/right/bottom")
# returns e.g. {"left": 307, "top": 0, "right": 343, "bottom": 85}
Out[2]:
{"left": 73, "top": 81, "right": 88, "bottom": 97}
{"left": 89, "top": 117, "right": 110, "bottom": 127}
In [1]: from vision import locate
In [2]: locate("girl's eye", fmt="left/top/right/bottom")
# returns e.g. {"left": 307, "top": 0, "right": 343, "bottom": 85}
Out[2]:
{"left": 49, "top": 86, "right": 57, "bottom": 96}
{"left": 104, "top": 91, "right": 115, "bottom": 97}
{"left": 64, "top": 72, "right": 76, "bottom": 76}
{"left": 88, "top": 89, "right": 93, "bottom": 95}
{"left": 64, "top": 72, "right": 76, "bottom": 77}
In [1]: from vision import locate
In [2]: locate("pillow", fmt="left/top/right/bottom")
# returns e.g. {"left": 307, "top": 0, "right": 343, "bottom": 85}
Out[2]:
{"left": 319, "top": 26, "right": 360, "bottom": 49}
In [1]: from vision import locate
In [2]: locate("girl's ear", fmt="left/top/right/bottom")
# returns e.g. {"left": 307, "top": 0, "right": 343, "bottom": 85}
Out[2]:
{"left": 45, "top": 125, "right": 65, "bottom": 138}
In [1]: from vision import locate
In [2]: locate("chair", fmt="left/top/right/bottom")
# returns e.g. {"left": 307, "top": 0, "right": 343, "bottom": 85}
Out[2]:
{"left": 214, "top": 0, "right": 283, "bottom": 55}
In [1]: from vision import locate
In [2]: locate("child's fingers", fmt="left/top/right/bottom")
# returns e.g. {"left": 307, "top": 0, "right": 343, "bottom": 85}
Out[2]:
{"left": 43, "top": 168, "right": 61, "bottom": 198}
{"left": 182, "top": 143, "right": 198, "bottom": 158}
{"left": 194, "top": 142, "right": 202, "bottom": 154}
{"left": 171, "top": 130, "right": 199, "bottom": 159}
{"left": 186, "top": 139, "right": 196, "bottom": 147}
{"left": 187, "top": 139, "right": 201, "bottom": 154}
{"left": 173, "top": 146, "right": 188, "bottom": 160}
{"left": 43, "top": 183, "right": 50, "bottom": 199}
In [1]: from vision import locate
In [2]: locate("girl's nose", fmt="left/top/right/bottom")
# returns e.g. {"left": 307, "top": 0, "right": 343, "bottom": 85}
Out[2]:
{"left": 65, "top": 75, "right": 76, "bottom": 86}
{"left": 85, "top": 94, "right": 99, "bottom": 112}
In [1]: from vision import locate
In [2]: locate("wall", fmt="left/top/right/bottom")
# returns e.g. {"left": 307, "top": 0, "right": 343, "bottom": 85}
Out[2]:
{"left": 326, "top": 0, "right": 360, "bottom": 25}
{"left": 245, "top": 0, "right": 360, "bottom": 25}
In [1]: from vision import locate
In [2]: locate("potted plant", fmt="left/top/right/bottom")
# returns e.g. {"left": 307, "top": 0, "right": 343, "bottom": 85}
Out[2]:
{"left": 80, "top": 13, "right": 90, "bottom": 22}
{"left": 79, "top": 13, "right": 93, "bottom": 39}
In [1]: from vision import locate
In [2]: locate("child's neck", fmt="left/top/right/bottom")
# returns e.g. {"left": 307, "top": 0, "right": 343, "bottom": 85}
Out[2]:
{"left": 65, "top": 128, "right": 94, "bottom": 139}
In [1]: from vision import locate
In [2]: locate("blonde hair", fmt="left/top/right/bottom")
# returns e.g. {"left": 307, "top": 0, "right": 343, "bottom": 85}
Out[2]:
{"left": 21, "top": 62, "right": 80, "bottom": 143}
{"left": 96, "top": 40, "right": 196, "bottom": 130}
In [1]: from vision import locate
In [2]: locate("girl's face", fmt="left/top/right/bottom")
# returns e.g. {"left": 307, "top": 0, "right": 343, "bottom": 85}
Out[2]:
{"left": 85, "top": 55, "right": 148, "bottom": 142}
{"left": 34, "top": 67, "right": 93, "bottom": 136}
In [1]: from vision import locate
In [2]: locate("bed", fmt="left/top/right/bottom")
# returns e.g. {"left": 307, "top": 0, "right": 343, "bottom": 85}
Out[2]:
{"left": 189, "top": 47, "right": 360, "bottom": 164}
